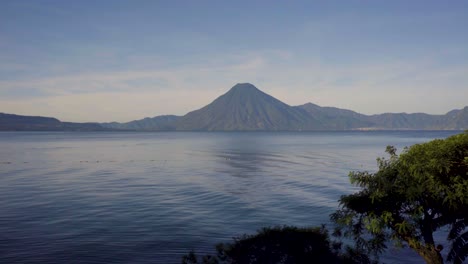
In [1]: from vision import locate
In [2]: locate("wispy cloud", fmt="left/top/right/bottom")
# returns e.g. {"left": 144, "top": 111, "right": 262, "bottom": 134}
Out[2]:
{"left": 0, "top": 51, "right": 277, "bottom": 121}
{"left": 0, "top": 49, "right": 290, "bottom": 96}
{"left": 1, "top": 47, "right": 467, "bottom": 122}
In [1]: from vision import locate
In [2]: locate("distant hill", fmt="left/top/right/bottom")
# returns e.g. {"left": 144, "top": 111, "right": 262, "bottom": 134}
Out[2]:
{"left": 0, "top": 113, "right": 109, "bottom": 131}
{"left": 435, "top": 106, "right": 468, "bottom": 130}
{"left": 102, "top": 115, "right": 180, "bottom": 131}
{"left": 295, "top": 103, "right": 373, "bottom": 130}
{"left": 102, "top": 83, "right": 467, "bottom": 131}
{"left": 2, "top": 83, "right": 467, "bottom": 131}
{"left": 174, "top": 83, "right": 323, "bottom": 131}
{"left": 365, "top": 106, "right": 468, "bottom": 130}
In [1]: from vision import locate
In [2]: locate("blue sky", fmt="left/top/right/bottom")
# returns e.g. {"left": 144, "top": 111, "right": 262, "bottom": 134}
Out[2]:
{"left": 1, "top": 0, "right": 467, "bottom": 122}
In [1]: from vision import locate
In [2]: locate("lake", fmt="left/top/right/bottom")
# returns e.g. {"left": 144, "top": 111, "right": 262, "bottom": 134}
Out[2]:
{"left": 0, "top": 131, "right": 461, "bottom": 263}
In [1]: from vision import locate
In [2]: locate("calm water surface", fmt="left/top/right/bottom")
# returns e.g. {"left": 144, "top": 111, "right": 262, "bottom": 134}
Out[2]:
{"left": 0, "top": 131, "right": 460, "bottom": 263}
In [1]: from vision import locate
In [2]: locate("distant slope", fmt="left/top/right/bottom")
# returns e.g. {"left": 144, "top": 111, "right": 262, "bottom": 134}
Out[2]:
{"left": 101, "top": 115, "right": 180, "bottom": 131}
{"left": 2, "top": 84, "right": 467, "bottom": 131}
{"left": 444, "top": 107, "right": 468, "bottom": 129}
{"left": 101, "top": 83, "right": 468, "bottom": 131}
{"left": 296, "top": 103, "right": 468, "bottom": 130}
{"left": 364, "top": 106, "right": 468, "bottom": 130}
{"left": 174, "top": 83, "right": 323, "bottom": 131}
{"left": 0, "top": 113, "right": 108, "bottom": 131}
{"left": 172, "top": 84, "right": 466, "bottom": 131}
{"left": 295, "top": 103, "right": 373, "bottom": 130}
{"left": 366, "top": 112, "right": 443, "bottom": 130}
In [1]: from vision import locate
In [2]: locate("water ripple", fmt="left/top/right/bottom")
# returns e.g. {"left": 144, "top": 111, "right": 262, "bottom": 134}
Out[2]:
{"left": 0, "top": 131, "right": 458, "bottom": 263}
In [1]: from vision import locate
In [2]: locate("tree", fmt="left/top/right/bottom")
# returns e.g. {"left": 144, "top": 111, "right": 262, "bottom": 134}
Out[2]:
{"left": 182, "top": 226, "right": 363, "bottom": 264}
{"left": 331, "top": 132, "right": 468, "bottom": 264}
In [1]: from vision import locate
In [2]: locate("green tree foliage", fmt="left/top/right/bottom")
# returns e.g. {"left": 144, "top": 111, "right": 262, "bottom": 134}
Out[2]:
{"left": 331, "top": 132, "right": 468, "bottom": 264}
{"left": 182, "top": 226, "right": 363, "bottom": 264}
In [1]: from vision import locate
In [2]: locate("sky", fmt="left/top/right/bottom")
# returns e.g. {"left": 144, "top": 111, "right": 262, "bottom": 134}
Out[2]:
{"left": 1, "top": 0, "right": 467, "bottom": 122}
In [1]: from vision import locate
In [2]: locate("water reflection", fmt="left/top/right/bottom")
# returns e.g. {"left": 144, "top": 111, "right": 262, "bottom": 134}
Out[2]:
{"left": 0, "top": 131, "right": 460, "bottom": 264}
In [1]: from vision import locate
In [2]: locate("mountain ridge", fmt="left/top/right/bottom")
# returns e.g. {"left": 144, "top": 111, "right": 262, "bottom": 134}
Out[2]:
{"left": 1, "top": 83, "right": 467, "bottom": 131}
{"left": 0, "top": 113, "right": 110, "bottom": 131}
{"left": 174, "top": 83, "right": 323, "bottom": 131}
{"left": 102, "top": 83, "right": 466, "bottom": 131}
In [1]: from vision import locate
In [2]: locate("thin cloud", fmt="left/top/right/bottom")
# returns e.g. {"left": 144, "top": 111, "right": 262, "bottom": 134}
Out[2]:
{"left": 1, "top": 49, "right": 467, "bottom": 121}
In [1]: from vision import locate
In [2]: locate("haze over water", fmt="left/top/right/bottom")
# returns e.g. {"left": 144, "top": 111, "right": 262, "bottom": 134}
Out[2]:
{"left": 0, "top": 131, "right": 460, "bottom": 263}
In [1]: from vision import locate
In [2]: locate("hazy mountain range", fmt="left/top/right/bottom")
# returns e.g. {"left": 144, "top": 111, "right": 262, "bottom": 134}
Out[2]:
{"left": 0, "top": 113, "right": 109, "bottom": 131}
{"left": 1, "top": 83, "right": 467, "bottom": 131}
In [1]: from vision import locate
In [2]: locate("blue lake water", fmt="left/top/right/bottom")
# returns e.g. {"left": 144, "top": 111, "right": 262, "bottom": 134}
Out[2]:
{"left": 0, "top": 131, "right": 461, "bottom": 263}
